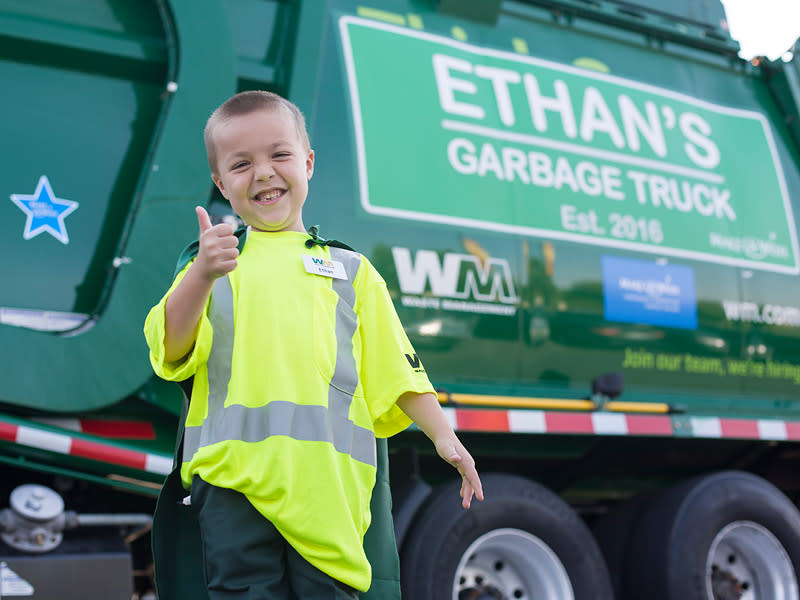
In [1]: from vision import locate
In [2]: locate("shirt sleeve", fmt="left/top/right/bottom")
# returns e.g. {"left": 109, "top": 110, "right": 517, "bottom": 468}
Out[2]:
{"left": 143, "top": 261, "right": 214, "bottom": 382}
{"left": 356, "top": 258, "right": 436, "bottom": 438}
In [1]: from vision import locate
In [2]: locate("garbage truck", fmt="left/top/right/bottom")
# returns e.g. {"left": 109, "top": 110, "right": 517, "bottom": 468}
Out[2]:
{"left": 2, "top": 0, "right": 800, "bottom": 598}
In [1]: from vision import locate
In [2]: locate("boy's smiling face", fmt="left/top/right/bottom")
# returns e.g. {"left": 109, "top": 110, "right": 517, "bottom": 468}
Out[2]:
{"left": 211, "top": 106, "right": 314, "bottom": 233}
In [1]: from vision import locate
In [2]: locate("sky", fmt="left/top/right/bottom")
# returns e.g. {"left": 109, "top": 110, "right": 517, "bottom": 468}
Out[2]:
{"left": 720, "top": 0, "right": 800, "bottom": 60}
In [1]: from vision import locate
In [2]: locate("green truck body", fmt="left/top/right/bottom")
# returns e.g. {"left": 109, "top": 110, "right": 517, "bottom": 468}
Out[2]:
{"left": 2, "top": 0, "right": 800, "bottom": 598}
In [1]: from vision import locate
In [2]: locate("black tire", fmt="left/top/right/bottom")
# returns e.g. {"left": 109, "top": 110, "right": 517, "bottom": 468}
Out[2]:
{"left": 622, "top": 470, "right": 800, "bottom": 600}
{"left": 399, "top": 472, "right": 613, "bottom": 600}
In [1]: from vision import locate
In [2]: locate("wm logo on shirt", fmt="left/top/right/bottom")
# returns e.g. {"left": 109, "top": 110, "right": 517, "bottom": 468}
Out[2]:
{"left": 405, "top": 353, "right": 423, "bottom": 371}
{"left": 311, "top": 257, "right": 335, "bottom": 268}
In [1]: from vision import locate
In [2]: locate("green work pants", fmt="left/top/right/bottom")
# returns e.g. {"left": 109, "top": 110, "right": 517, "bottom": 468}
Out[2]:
{"left": 191, "top": 477, "right": 359, "bottom": 600}
{"left": 152, "top": 437, "right": 401, "bottom": 600}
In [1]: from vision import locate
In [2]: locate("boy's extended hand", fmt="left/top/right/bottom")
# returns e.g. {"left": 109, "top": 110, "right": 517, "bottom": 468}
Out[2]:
{"left": 195, "top": 206, "right": 239, "bottom": 280}
{"left": 397, "top": 392, "right": 484, "bottom": 509}
{"left": 434, "top": 436, "right": 484, "bottom": 509}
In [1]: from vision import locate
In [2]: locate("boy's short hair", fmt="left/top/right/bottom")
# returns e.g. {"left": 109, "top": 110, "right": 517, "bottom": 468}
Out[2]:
{"left": 204, "top": 90, "right": 311, "bottom": 174}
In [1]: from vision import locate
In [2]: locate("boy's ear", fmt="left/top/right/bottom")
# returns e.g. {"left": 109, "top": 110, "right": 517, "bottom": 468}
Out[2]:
{"left": 211, "top": 173, "right": 228, "bottom": 198}
{"left": 306, "top": 149, "right": 315, "bottom": 181}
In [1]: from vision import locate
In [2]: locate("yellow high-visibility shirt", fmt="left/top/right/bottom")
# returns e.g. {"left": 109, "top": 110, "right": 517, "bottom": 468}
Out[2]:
{"left": 144, "top": 230, "right": 434, "bottom": 591}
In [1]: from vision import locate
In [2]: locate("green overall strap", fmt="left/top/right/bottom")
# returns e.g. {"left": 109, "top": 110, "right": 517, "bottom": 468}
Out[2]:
{"left": 151, "top": 391, "right": 209, "bottom": 600}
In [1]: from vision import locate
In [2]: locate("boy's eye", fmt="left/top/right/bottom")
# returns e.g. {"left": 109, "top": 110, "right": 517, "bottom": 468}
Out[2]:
{"left": 274, "top": 152, "right": 291, "bottom": 159}
{"left": 231, "top": 161, "right": 249, "bottom": 170}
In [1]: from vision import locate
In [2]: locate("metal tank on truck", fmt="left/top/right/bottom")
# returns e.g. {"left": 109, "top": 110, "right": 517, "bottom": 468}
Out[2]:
{"left": 2, "top": 0, "right": 800, "bottom": 598}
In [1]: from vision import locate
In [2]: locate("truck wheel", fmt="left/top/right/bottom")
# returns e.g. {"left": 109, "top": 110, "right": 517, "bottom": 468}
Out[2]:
{"left": 622, "top": 470, "right": 800, "bottom": 600}
{"left": 399, "top": 473, "right": 613, "bottom": 600}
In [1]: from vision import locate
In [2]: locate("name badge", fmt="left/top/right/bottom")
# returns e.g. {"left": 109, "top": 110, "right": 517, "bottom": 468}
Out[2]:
{"left": 302, "top": 254, "right": 348, "bottom": 280}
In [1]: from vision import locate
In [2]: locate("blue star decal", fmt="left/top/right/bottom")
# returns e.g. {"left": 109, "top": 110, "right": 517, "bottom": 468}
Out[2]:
{"left": 10, "top": 176, "right": 79, "bottom": 244}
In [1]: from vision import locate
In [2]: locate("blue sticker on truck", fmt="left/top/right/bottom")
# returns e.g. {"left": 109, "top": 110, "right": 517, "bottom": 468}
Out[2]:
{"left": 10, "top": 175, "right": 78, "bottom": 244}
{"left": 602, "top": 256, "right": 697, "bottom": 329}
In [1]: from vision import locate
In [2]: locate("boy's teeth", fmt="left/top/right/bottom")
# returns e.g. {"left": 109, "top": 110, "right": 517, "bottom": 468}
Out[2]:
{"left": 257, "top": 190, "right": 281, "bottom": 201}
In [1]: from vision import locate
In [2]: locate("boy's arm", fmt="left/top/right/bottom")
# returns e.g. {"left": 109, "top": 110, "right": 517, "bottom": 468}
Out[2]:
{"left": 163, "top": 207, "right": 239, "bottom": 362}
{"left": 397, "top": 391, "right": 484, "bottom": 509}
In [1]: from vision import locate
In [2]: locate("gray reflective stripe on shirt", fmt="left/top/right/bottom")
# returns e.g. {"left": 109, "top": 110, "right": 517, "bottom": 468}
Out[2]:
{"left": 183, "top": 247, "right": 377, "bottom": 467}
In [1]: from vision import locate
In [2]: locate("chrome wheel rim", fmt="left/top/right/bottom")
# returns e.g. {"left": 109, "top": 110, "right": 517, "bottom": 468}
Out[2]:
{"left": 706, "top": 520, "right": 798, "bottom": 600}
{"left": 452, "top": 528, "right": 574, "bottom": 600}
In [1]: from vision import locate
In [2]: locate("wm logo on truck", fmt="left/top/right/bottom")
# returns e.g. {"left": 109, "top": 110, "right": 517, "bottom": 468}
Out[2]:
{"left": 392, "top": 247, "right": 519, "bottom": 316}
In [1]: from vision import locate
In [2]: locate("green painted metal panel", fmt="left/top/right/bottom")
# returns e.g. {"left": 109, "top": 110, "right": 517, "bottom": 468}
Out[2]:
{"left": 0, "top": 1, "right": 167, "bottom": 316}
{"left": 576, "top": 0, "right": 728, "bottom": 32}
{"left": 1, "top": 0, "right": 800, "bottom": 425}
{"left": 0, "top": 0, "right": 237, "bottom": 411}
{"left": 302, "top": 0, "right": 800, "bottom": 418}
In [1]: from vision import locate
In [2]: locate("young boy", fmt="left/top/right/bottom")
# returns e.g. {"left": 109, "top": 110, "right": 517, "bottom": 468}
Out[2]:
{"left": 144, "top": 90, "right": 483, "bottom": 598}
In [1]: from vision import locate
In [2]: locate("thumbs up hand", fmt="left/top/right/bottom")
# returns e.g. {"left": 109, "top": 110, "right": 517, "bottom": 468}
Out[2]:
{"left": 194, "top": 206, "right": 239, "bottom": 280}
